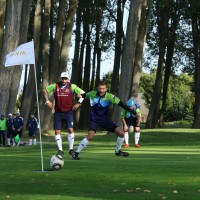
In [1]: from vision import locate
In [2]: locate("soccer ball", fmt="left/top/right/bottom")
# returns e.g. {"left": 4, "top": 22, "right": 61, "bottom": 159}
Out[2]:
{"left": 50, "top": 155, "right": 64, "bottom": 170}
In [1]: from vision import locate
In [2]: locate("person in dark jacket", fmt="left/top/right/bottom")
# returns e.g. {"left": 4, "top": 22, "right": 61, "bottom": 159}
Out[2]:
{"left": 12, "top": 112, "right": 24, "bottom": 147}
{"left": 27, "top": 113, "right": 38, "bottom": 145}
{"left": 6, "top": 113, "right": 14, "bottom": 147}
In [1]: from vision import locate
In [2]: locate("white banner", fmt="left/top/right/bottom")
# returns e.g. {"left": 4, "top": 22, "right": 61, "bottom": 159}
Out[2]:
{"left": 5, "top": 41, "right": 35, "bottom": 66}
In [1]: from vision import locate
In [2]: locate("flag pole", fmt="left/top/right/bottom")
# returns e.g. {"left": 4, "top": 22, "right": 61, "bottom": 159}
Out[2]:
{"left": 32, "top": 40, "right": 44, "bottom": 172}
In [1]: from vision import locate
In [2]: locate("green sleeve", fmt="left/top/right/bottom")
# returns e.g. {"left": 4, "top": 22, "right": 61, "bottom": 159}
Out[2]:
{"left": 85, "top": 90, "right": 96, "bottom": 99}
{"left": 106, "top": 93, "right": 120, "bottom": 104}
{"left": 71, "top": 83, "right": 85, "bottom": 94}
{"left": 46, "top": 83, "right": 56, "bottom": 93}
{"left": 120, "top": 109, "right": 126, "bottom": 119}
{"left": 136, "top": 108, "right": 142, "bottom": 117}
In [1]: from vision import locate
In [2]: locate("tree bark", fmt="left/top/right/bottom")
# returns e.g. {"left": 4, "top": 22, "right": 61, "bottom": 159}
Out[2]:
{"left": 145, "top": 1, "right": 169, "bottom": 128}
{"left": 130, "top": 0, "right": 152, "bottom": 98}
{"left": 71, "top": 2, "right": 82, "bottom": 84}
{"left": 159, "top": 4, "right": 179, "bottom": 127}
{"left": 112, "top": 0, "right": 143, "bottom": 125}
{"left": 191, "top": 13, "right": 200, "bottom": 128}
{"left": 0, "top": 0, "right": 6, "bottom": 53}
{"left": 58, "top": 0, "right": 78, "bottom": 75}
{"left": 0, "top": 0, "right": 23, "bottom": 115}
{"left": 110, "top": 0, "right": 125, "bottom": 95}
{"left": 49, "top": 0, "right": 67, "bottom": 82}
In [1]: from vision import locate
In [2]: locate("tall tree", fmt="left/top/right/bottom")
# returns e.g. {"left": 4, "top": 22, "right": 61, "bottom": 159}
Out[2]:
{"left": 110, "top": 0, "right": 125, "bottom": 95}
{"left": 145, "top": 0, "right": 169, "bottom": 128}
{"left": 16, "top": 0, "right": 34, "bottom": 125}
{"left": 20, "top": 0, "right": 43, "bottom": 127}
{"left": 159, "top": 0, "right": 180, "bottom": 127}
{"left": 130, "top": 0, "right": 152, "bottom": 98}
{"left": 71, "top": 1, "right": 82, "bottom": 85}
{"left": 112, "top": 0, "right": 143, "bottom": 124}
{"left": 0, "top": 0, "right": 6, "bottom": 52}
{"left": 49, "top": 0, "right": 67, "bottom": 82}
{"left": 0, "top": 0, "right": 24, "bottom": 115}
{"left": 191, "top": 1, "right": 200, "bottom": 128}
{"left": 58, "top": 0, "right": 78, "bottom": 75}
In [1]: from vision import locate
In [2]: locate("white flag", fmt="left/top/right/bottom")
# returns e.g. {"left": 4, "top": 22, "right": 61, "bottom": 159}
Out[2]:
{"left": 5, "top": 41, "right": 35, "bottom": 67}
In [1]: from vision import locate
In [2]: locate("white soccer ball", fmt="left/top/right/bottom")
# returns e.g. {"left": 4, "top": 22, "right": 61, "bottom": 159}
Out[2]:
{"left": 50, "top": 155, "right": 64, "bottom": 170}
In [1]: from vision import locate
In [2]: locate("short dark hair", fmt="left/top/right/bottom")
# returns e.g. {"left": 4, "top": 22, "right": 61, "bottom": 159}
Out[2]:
{"left": 98, "top": 80, "right": 107, "bottom": 87}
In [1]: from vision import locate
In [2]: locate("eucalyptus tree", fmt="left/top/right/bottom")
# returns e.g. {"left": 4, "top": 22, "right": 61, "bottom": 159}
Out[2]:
{"left": 0, "top": 0, "right": 32, "bottom": 115}
{"left": 189, "top": 0, "right": 200, "bottom": 128}
{"left": 145, "top": 0, "right": 170, "bottom": 128}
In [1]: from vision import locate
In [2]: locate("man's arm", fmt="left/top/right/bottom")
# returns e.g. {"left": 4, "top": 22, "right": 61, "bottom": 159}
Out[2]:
{"left": 42, "top": 88, "right": 54, "bottom": 109}
{"left": 72, "top": 93, "right": 86, "bottom": 111}
{"left": 118, "top": 101, "right": 136, "bottom": 115}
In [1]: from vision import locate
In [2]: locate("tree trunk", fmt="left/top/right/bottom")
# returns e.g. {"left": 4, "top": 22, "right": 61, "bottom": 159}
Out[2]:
{"left": 20, "top": 0, "right": 43, "bottom": 127}
{"left": 130, "top": 0, "right": 152, "bottom": 98}
{"left": 49, "top": 0, "right": 67, "bottom": 82}
{"left": 112, "top": 0, "right": 143, "bottom": 125}
{"left": 0, "top": 0, "right": 23, "bottom": 115}
{"left": 82, "top": 24, "right": 91, "bottom": 91}
{"left": 13, "top": 0, "right": 33, "bottom": 126}
{"left": 159, "top": 5, "right": 179, "bottom": 127}
{"left": 192, "top": 13, "right": 200, "bottom": 128}
{"left": 71, "top": 3, "right": 81, "bottom": 84}
{"left": 58, "top": 0, "right": 78, "bottom": 75}
{"left": 110, "top": 0, "right": 124, "bottom": 95}
{"left": 40, "top": 0, "right": 51, "bottom": 130}
{"left": 90, "top": 40, "right": 97, "bottom": 90}
{"left": 145, "top": 1, "right": 169, "bottom": 128}
{"left": 0, "top": 0, "right": 6, "bottom": 52}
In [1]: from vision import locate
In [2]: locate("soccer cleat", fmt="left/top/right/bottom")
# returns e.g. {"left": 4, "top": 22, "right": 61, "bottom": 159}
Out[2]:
{"left": 134, "top": 144, "right": 140, "bottom": 148}
{"left": 124, "top": 144, "right": 129, "bottom": 148}
{"left": 56, "top": 150, "right": 64, "bottom": 159}
{"left": 71, "top": 152, "right": 80, "bottom": 160}
{"left": 69, "top": 149, "right": 75, "bottom": 155}
{"left": 115, "top": 150, "right": 129, "bottom": 157}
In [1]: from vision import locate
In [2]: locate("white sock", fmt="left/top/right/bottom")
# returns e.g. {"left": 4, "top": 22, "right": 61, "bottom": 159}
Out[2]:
{"left": 124, "top": 132, "right": 129, "bottom": 144}
{"left": 76, "top": 138, "right": 89, "bottom": 153}
{"left": 29, "top": 139, "right": 33, "bottom": 145}
{"left": 33, "top": 138, "right": 36, "bottom": 145}
{"left": 17, "top": 139, "right": 20, "bottom": 146}
{"left": 135, "top": 132, "right": 140, "bottom": 144}
{"left": 68, "top": 132, "right": 75, "bottom": 150}
{"left": 8, "top": 138, "right": 10, "bottom": 146}
{"left": 55, "top": 134, "right": 63, "bottom": 151}
{"left": 115, "top": 137, "right": 124, "bottom": 152}
{"left": 12, "top": 138, "right": 15, "bottom": 146}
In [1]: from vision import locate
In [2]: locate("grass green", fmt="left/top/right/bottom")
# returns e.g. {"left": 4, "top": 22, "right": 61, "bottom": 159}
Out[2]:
{"left": 0, "top": 128, "right": 200, "bottom": 200}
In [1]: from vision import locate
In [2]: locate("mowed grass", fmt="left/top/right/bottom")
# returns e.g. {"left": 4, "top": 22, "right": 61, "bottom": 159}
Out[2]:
{"left": 0, "top": 128, "right": 200, "bottom": 200}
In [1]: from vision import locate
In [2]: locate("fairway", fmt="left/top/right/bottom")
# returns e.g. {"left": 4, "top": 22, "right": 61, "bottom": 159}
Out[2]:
{"left": 0, "top": 129, "right": 200, "bottom": 200}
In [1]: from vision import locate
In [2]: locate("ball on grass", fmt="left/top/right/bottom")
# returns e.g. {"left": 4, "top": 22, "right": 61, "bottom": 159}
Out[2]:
{"left": 50, "top": 155, "right": 64, "bottom": 170}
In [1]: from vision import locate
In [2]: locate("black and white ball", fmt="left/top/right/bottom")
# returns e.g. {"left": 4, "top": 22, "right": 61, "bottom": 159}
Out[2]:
{"left": 50, "top": 155, "right": 64, "bottom": 170}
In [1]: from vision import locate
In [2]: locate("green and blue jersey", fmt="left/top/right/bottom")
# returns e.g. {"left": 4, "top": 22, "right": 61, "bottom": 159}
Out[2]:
{"left": 120, "top": 107, "right": 141, "bottom": 119}
{"left": 85, "top": 91, "right": 120, "bottom": 123}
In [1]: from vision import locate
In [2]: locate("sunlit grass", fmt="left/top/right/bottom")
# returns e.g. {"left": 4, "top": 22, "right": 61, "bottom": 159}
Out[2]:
{"left": 0, "top": 128, "right": 200, "bottom": 200}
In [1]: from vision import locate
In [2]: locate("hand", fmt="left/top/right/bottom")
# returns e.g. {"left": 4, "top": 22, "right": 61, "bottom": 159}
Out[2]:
{"left": 46, "top": 101, "right": 54, "bottom": 109}
{"left": 72, "top": 103, "right": 81, "bottom": 111}
{"left": 135, "top": 126, "right": 140, "bottom": 132}
{"left": 123, "top": 125, "right": 128, "bottom": 132}
{"left": 76, "top": 94, "right": 82, "bottom": 98}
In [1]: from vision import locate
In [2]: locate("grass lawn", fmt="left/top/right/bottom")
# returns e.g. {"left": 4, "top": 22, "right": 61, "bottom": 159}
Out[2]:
{"left": 0, "top": 128, "right": 200, "bottom": 200}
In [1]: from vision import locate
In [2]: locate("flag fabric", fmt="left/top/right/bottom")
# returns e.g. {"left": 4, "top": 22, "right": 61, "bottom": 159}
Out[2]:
{"left": 5, "top": 41, "right": 35, "bottom": 67}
